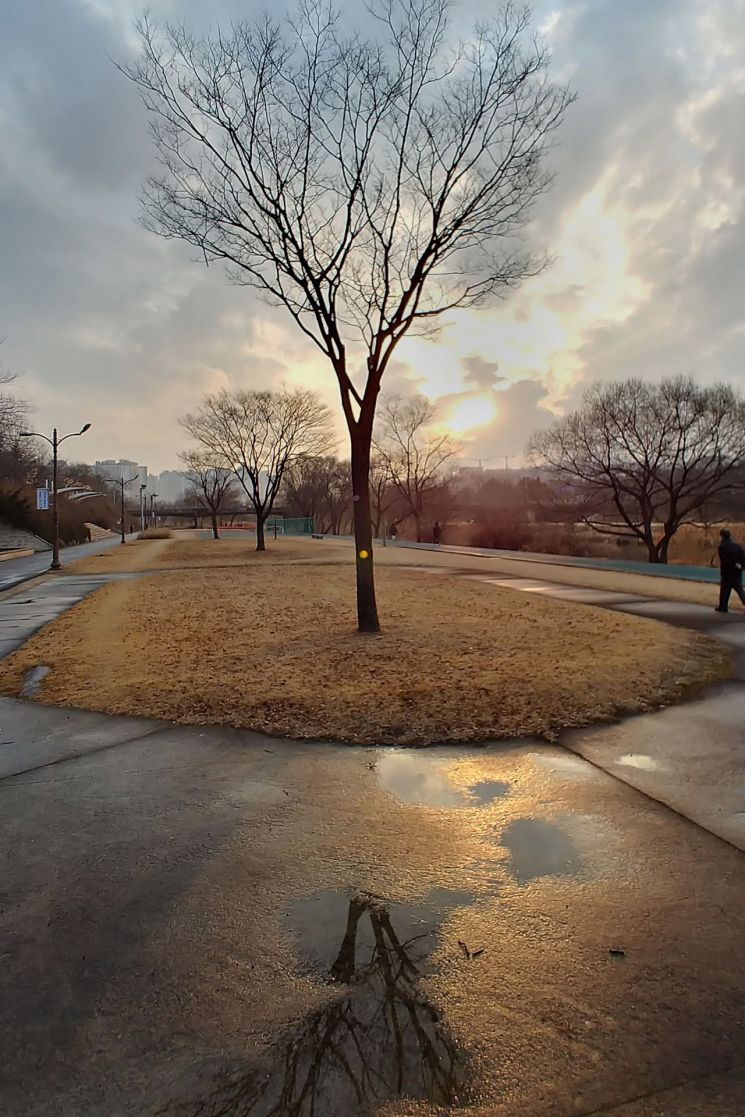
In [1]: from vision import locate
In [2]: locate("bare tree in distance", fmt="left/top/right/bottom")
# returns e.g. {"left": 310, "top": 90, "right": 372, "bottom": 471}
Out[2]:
{"left": 0, "top": 367, "right": 38, "bottom": 484}
{"left": 374, "top": 395, "right": 459, "bottom": 541}
{"left": 124, "top": 0, "right": 572, "bottom": 630}
{"left": 179, "top": 448, "right": 237, "bottom": 541}
{"left": 529, "top": 376, "right": 745, "bottom": 563}
{"left": 370, "top": 451, "right": 400, "bottom": 538}
{"left": 182, "top": 388, "right": 334, "bottom": 551}
{"left": 282, "top": 454, "right": 351, "bottom": 533}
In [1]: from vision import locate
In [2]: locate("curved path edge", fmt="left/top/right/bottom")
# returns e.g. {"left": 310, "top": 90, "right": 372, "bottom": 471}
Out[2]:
{"left": 0, "top": 554, "right": 744, "bottom": 852}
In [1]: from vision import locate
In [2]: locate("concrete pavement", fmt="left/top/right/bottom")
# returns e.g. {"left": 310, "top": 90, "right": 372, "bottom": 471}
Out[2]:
{"left": 2, "top": 558, "right": 745, "bottom": 1114}
{"left": 0, "top": 534, "right": 121, "bottom": 593}
{"left": 395, "top": 539, "right": 722, "bottom": 585}
{"left": 2, "top": 701, "right": 745, "bottom": 1116}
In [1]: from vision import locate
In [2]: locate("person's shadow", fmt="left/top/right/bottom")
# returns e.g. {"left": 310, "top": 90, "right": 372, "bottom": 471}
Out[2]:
{"left": 164, "top": 892, "right": 467, "bottom": 1116}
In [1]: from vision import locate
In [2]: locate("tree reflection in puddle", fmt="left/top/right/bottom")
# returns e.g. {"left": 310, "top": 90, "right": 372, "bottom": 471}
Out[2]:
{"left": 164, "top": 891, "right": 469, "bottom": 1116}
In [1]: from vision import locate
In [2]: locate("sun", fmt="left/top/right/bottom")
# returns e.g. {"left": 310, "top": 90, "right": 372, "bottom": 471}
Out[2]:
{"left": 445, "top": 393, "right": 498, "bottom": 435}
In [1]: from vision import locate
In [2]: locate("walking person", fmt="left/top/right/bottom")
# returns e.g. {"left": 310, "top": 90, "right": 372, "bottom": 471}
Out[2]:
{"left": 716, "top": 528, "right": 745, "bottom": 613}
{"left": 432, "top": 521, "right": 442, "bottom": 546}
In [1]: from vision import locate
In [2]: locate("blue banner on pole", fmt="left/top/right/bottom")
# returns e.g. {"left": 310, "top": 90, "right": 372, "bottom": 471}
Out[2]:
{"left": 36, "top": 488, "right": 49, "bottom": 511}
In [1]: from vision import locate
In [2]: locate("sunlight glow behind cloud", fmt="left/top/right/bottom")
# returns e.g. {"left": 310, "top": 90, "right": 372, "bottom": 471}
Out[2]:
{"left": 1, "top": 0, "right": 744, "bottom": 469}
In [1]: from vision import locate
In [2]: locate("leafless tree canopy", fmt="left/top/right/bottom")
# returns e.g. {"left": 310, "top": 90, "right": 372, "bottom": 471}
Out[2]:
{"left": 530, "top": 376, "right": 745, "bottom": 563}
{"left": 126, "top": 0, "right": 571, "bottom": 625}
{"left": 179, "top": 448, "right": 237, "bottom": 540}
{"left": 181, "top": 387, "right": 334, "bottom": 549}
{"left": 374, "top": 395, "right": 459, "bottom": 540}
{"left": 0, "top": 370, "right": 37, "bottom": 485}
{"left": 282, "top": 455, "right": 351, "bottom": 534}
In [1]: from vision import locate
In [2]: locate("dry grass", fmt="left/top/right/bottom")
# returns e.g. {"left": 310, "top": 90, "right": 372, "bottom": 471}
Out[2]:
{"left": 64, "top": 538, "right": 174, "bottom": 574}
{"left": 137, "top": 527, "right": 173, "bottom": 540}
{"left": 377, "top": 546, "right": 724, "bottom": 606}
{"left": 66, "top": 534, "right": 727, "bottom": 607}
{"left": 668, "top": 522, "right": 745, "bottom": 566}
{"left": 0, "top": 560, "right": 726, "bottom": 745}
{"left": 65, "top": 535, "right": 350, "bottom": 575}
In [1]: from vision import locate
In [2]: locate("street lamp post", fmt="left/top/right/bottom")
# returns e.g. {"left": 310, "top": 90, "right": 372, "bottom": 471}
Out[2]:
{"left": 139, "top": 484, "right": 147, "bottom": 532}
{"left": 106, "top": 474, "right": 140, "bottom": 544}
{"left": 20, "top": 423, "right": 91, "bottom": 570}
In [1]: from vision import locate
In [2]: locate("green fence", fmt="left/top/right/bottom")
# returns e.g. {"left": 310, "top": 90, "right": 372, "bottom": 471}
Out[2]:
{"left": 266, "top": 516, "right": 315, "bottom": 536}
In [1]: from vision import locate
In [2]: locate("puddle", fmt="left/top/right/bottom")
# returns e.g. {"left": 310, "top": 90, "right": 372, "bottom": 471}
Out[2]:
{"left": 376, "top": 751, "right": 509, "bottom": 808}
{"left": 468, "top": 779, "right": 510, "bottom": 805}
{"left": 617, "top": 753, "right": 663, "bottom": 772}
{"left": 20, "top": 665, "right": 51, "bottom": 698}
{"left": 165, "top": 888, "right": 475, "bottom": 1115}
{"left": 532, "top": 752, "right": 597, "bottom": 781}
{"left": 500, "top": 817, "right": 582, "bottom": 884}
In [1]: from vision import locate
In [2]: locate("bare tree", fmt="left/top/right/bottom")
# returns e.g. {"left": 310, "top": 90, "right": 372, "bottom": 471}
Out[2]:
{"left": 320, "top": 457, "right": 352, "bottom": 534}
{"left": 124, "top": 0, "right": 572, "bottom": 630}
{"left": 370, "top": 451, "right": 398, "bottom": 538}
{"left": 179, "top": 449, "right": 236, "bottom": 540}
{"left": 374, "top": 396, "right": 459, "bottom": 541}
{"left": 181, "top": 388, "right": 334, "bottom": 551}
{"left": 0, "top": 369, "right": 36, "bottom": 484}
{"left": 530, "top": 376, "right": 745, "bottom": 563}
{"left": 283, "top": 455, "right": 352, "bottom": 533}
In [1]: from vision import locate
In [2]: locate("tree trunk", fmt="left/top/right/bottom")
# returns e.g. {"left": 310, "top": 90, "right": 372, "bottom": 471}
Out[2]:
{"left": 256, "top": 514, "right": 266, "bottom": 552}
{"left": 655, "top": 532, "right": 672, "bottom": 564}
{"left": 350, "top": 428, "right": 380, "bottom": 633}
{"left": 211, "top": 513, "right": 219, "bottom": 540}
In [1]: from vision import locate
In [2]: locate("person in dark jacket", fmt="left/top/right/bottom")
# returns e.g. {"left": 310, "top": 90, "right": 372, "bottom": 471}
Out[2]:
{"left": 716, "top": 528, "right": 745, "bottom": 613}
{"left": 432, "top": 521, "right": 442, "bottom": 545}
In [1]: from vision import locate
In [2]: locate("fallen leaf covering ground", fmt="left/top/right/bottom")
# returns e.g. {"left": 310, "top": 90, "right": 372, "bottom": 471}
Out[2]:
{"left": 0, "top": 546, "right": 727, "bottom": 744}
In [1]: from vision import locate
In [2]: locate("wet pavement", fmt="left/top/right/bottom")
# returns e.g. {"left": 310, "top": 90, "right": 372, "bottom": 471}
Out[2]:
{"left": 2, "top": 559, "right": 745, "bottom": 1114}
{"left": 0, "top": 572, "right": 133, "bottom": 659}
{"left": 1, "top": 702, "right": 745, "bottom": 1115}
{"left": 0, "top": 535, "right": 120, "bottom": 593}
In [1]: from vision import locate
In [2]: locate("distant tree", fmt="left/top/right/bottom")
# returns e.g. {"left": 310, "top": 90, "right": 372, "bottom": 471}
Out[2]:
{"left": 369, "top": 452, "right": 399, "bottom": 539}
{"left": 0, "top": 371, "right": 36, "bottom": 484}
{"left": 179, "top": 449, "right": 236, "bottom": 540}
{"left": 124, "top": 0, "right": 572, "bottom": 630}
{"left": 374, "top": 396, "right": 459, "bottom": 541}
{"left": 529, "top": 376, "right": 745, "bottom": 563}
{"left": 319, "top": 458, "right": 352, "bottom": 534}
{"left": 181, "top": 388, "right": 334, "bottom": 551}
{"left": 283, "top": 455, "right": 352, "bottom": 534}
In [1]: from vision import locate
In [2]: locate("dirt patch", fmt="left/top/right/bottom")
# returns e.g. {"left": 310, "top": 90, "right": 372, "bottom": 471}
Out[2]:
{"left": 64, "top": 538, "right": 172, "bottom": 574}
{"left": 0, "top": 563, "right": 727, "bottom": 745}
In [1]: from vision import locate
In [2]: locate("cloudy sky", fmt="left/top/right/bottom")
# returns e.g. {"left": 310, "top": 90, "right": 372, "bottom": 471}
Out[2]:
{"left": 1, "top": 0, "right": 744, "bottom": 472}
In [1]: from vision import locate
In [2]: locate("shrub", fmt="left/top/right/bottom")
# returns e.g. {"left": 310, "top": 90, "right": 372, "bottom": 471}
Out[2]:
{"left": 137, "top": 528, "right": 173, "bottom": 540}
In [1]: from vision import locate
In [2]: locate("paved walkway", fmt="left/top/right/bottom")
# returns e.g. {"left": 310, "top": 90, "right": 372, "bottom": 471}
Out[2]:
{"left": 1, "top": 560, "right": 745, "bottom": 1115}
{"left": 459, "top": 569, "right": 745, "bottom": 851}
{"left": 0, "top": 534, "right": 121, "bottom": 593}
{"left": 396, "top": 539, "right": 722, "bottom": 584}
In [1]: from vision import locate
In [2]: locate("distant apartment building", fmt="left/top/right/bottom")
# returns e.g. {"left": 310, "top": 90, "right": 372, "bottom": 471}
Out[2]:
{"left": 156, "top": 470, "right": 189, "bottom": 505}
{"left": 94, "top": 459, "right": 148, "bottom": 486}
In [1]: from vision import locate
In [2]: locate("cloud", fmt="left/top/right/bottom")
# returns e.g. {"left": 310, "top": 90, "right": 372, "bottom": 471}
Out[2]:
{"left": 0, "top": 0, "right": 743, "bottom": 470}
{"left": 461, "top": 356, "right": 505, "bottom": 390}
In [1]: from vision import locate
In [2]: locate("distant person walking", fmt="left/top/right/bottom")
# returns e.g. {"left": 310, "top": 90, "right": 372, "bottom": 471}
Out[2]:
{"left": 716, "top": 528, "right": 745, "bottom": 613}
{"left": 432, "top": 521, "right": 442, "bottom": 546}
{"left": 389, "top": 524, "right": 397, "bottom": 542}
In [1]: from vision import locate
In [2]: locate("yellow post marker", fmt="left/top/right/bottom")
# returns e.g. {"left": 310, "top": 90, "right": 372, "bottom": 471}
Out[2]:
{"left": 358, "top": 549, "right": 369, "bottom": 560}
